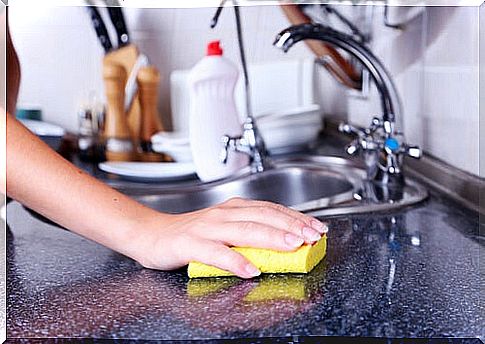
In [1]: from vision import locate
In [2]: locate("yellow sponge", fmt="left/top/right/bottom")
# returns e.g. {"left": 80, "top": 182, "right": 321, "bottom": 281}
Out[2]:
{"left": 188, "top": 236, "right": 327, "bottom": 278}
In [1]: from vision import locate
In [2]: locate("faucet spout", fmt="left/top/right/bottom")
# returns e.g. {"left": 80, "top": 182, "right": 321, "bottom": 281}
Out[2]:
{"left": 274, "top": 23, "right": 402, "bottom": 130}
{"left": 274, "top": 23, "right": 422, "bottom": 186}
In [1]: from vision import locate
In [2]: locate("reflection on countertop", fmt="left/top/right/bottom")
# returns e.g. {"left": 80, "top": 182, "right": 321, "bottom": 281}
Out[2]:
{"left": 6, "top": 188, "right": 484, "bottom": 340}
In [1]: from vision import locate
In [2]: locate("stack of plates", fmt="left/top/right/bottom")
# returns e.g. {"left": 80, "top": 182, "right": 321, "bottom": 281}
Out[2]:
{"left": 151, "top": 104, "right": 322, "bottom": 161}
{"left": 98, "top": 161, "right": 196, "bottom": 182}
{"left": 257, "top": 104, "right": 322, "bottom": 153}
{"left": 151, "top": 131, "right": 193, "bottom": 162}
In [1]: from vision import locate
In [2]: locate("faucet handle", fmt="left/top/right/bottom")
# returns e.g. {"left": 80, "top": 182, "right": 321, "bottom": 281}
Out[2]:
{"left": 220, "top": 135, "right": 234, "bottom": 164}
{"left": 345, "top": 139, "right": 361, "bottom": 156}
{"left": 339, "top": 122, "right": 363, "bottom": 136}
{"left": 404, "top": 144, "right": 422, "bottom": 159}
{"left": 341, "top": 120, "right": 422, "bottom": 182}
{"left": 340, "top": 121, "right": 381, "bottom": 151}
{"left": 383, "top": 137, "right": 421, "bottom": 159}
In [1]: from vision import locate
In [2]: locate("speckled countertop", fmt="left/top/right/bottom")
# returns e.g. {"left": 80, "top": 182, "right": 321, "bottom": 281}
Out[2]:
{"left": 6, "top": 139, "right": 485, "bottom": 342}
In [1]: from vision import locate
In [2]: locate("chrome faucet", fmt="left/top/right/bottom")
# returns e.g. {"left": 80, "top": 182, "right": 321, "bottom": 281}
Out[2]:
{"left": 213, "top": 3, "right": 271, "bottom": 173}
{"left": 274, "top": 23, "right": 421, "bottom": 185}
{"left": 220, "top": 117, "right": 270, "bottom": 173}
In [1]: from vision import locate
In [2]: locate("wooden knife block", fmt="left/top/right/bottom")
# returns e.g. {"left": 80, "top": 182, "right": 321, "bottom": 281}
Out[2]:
{"left": 102, "top": 44, "right": 168, "bottom": 162}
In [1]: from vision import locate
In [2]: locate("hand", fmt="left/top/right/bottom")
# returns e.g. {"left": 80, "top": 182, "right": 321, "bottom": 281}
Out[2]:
{"left": 134, "top": 197, "right": 328, "bottom": 279}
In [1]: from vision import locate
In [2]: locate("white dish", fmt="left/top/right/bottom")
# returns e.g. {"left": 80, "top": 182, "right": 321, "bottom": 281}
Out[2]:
{"left": 258, "top": 105, "right": 322, "bottom": 151}
{"left": 257, "top": 104, "right": 321, "bottom": 122}
{"left": 150, "top": 104, "right": 322, "bottom": 157}
{"left": 261, "top": 122, "right": 321, "bottom": 153}
{"left": 19, "top": 119, "right": 65, "bottom": 137}
{"left": 151, "top": 143, "right": 193, "bottom": 163}
{"left": 98, "top": 161, "right": 197, "bottom": 182}
{"left": 151, "top": 131, "right": 190, "bottom": 146}
{"left": 259, "top": 111, "right": 322, "bottom": 130}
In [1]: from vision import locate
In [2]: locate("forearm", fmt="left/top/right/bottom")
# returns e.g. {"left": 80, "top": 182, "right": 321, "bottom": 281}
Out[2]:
{"left": 2, "top": 13, "right": 327, "bottom": 279}
{"left": 5, "top": 112, "right": 170, "bottom": 260}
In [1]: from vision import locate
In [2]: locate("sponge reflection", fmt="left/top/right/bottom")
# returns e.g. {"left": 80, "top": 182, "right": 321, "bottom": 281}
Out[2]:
{"left": 187, "top": 267, "right": 323, "bottom": 302}
{"left": 182, "top": 261, "right": 327, "bottom": 332}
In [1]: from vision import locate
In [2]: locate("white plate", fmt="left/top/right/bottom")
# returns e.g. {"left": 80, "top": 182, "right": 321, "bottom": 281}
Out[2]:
{"left": 98, "top": 161, "right": 197, "bottom": 182}
{"left": 19, "top": 119, "right": 65, "bottom": 137}
{"left": 256, "top": 104, "right": 321, "bottom": 122}
{"left": 260, "top": 122, "right": 321, "bottom": 153}
{"left": 151, "top": 131, "right": 190, "bottom": 146}
{"left": 151, "top": 143, "right": 193, "bottom": 162}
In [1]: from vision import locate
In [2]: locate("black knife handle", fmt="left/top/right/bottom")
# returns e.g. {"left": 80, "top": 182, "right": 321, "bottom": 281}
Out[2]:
{"left": 106, "top": 6, "right": 130, "bottom": 47}
{"left": 86, "top": 6, "right": 113, "bottom": 53}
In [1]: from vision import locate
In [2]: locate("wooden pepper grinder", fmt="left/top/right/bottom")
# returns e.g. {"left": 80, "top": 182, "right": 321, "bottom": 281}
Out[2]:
{"left": 136, "top": 65, "right": 167, "bottom": 162}
{"left": 103, "top": 62, "right": 135, "bottom": 161}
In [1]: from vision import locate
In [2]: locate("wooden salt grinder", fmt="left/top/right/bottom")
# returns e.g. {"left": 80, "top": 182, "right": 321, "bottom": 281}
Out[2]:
{"left": 102, "top": 62, "right": 135, "bottom": 161}
{"left": 136, "top": 66, "right": 166, "bottom": 162}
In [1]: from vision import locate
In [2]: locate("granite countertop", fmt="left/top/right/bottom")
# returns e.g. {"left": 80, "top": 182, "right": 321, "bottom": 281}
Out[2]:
{"left": 6, "top": 139, "right": 485, "bottom": 342}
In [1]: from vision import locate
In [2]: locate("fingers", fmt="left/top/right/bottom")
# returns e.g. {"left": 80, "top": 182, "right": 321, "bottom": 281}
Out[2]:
{"left": 253, "top": 200, "right": 328, "bottom": 234}
{"left": 175, "top": 198, "right": 329, "bottom": 279}
{"left": 222, "top": 197, "right": 329, "bottom": 235}
{"left": 218, "top": 206, "right": 321, "bottom": 244}
{"left": 189, "top": 239, "right": 261, "bottom": 279}
{"left": 211, "top": 221, "right": 306, "bottom": 252}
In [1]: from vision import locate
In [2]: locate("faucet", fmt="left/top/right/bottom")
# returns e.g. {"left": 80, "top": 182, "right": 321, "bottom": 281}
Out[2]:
{"left": 220, "top": 117, "right": 270, "bottom": 173}
{"left": 274, "top": 23, "right": 421, "bottom": 185}
{"left": 214, "top": 3, "right": 272, "bottom": 173}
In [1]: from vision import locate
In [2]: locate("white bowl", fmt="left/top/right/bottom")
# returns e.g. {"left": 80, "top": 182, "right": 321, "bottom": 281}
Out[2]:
{"left": 256, "top": 104, "right": 321, "bottom": 122}
{"left": 152, "top": 143, "right": 193, "bottom": 162}
{"left": 258, "top": 106, "right": 322, "bottom": 152}
{"left": 151, "top": 131, "right": 189, "bottom": 146}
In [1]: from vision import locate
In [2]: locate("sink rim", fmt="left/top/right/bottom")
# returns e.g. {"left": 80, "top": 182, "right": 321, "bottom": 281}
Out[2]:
{"left": 116, "top": 155, "right": 365, "bottom": 195}
{"left": 124, "top": 155, "right": 428, "bottom": 216}
{"left": 133, "top": 159, "right": 359, "bottom": 211}
{"left": 21, "top": 155, "right": 428, "bottom": 228}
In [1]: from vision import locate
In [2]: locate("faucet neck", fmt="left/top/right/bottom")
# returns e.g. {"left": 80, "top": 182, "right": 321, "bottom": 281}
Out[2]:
{"left": 274, "top": 23, "right": 402, "bottom": 128}
{"left": 274, "top": 23, "right": 423, "bottom": 186}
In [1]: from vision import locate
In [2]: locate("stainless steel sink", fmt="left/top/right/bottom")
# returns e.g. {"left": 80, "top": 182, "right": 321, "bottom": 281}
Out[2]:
{"left": 120, "top": 156, "right": 428, "bottom": 217}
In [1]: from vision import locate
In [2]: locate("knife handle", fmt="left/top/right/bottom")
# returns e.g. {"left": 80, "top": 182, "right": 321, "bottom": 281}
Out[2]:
{"left": 86, "top": 6, "right": 113, "bottom": 53}
{"left": 107, "top": 6, "right": 130, "bottom": 47}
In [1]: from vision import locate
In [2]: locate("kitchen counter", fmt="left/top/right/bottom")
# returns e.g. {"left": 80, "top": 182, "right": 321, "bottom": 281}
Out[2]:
{"left": 5, "top": 139, "right": 485, "bottom": 342}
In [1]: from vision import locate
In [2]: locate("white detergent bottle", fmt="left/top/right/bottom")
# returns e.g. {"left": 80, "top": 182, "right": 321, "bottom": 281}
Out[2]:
{"left": 188, "top": 40, "right": 249, "bottom": 182}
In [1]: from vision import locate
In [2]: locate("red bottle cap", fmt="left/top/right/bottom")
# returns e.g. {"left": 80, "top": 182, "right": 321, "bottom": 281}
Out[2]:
{"left": 207, "top": 40, "right": 223, "bottom": 56}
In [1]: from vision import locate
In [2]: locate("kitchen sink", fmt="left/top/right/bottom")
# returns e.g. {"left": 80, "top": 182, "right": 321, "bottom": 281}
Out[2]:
{"left": 21, "top": 156, "right": 428, "bottom": 226}
{"left": 131, "top": 165, "right": 354, "bottom": 214}
{"left": 119, "top": 156, "right": 428, "bottom": 217}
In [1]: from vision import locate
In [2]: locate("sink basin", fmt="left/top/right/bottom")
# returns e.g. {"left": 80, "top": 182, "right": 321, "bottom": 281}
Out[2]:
{"left": 123, "top": 156, "right": 427, "bottom": 216}
{"left": 22, "top": 156, "right": 427, "bottom": 225}
{"left": 133, "top": 165, "right": 355, "bottom": 214}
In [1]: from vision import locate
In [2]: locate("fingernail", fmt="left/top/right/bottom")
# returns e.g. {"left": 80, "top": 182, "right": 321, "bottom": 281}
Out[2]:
{"left": 311, "top": 219, "right": 327, "bottom": 233}
{"left": 285, "top": 233, "right": 305, "bottom": 248}
{"left": 245, "top": 264, "right": 261, "bottom": 277}
{"left": 303, "top": 227, "right": 321, "bottom": 242}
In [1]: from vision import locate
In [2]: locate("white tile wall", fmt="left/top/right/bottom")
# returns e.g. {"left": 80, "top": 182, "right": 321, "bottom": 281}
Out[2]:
{"left": 9, "top": 5, "right": 311, "bottom": 132}
{"left": 346, "top": 5, "right": 480, "bottom": 176}
{"left": 8, "top": 4, "right": 482, "bottom": 176}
